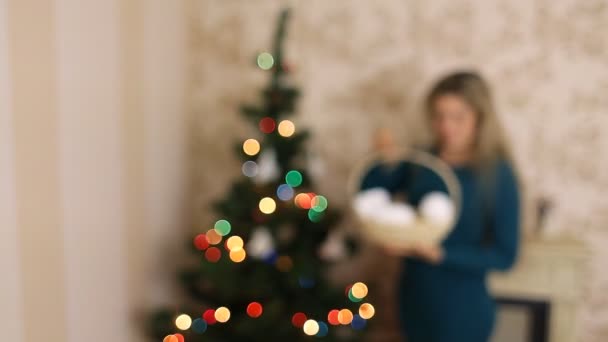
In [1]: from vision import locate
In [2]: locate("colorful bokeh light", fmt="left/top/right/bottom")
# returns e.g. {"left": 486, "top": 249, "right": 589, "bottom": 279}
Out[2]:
{"left": 285, "top": 170, "right": 303, "bottom": 187}
{"left": 194, "top": 233, "right": 209, "bottom": 250}
{"left": 259, "top": 117, "right": 276, "bottom": 133}
{"left": 308, "top": 209, "right": 324, "bottom": 222}
{"left": 259, "top": 197, "right": 277, "bottom": 214}
{"left": 203, "top": 309, "right": 217, "bottom": 325}
{"left": 257, "top": 52, "right": 274, "bottom": 70}
{"left": 206, "top": 229, "right": 222, "bottom": 245}
{"left": 242, "top": 160, "right": 258, "bottom": 177}
{"left": 214, "top": 219, "right": 231, "bottom": 236}
{"left": 303, "top": 319, "right": 320, "bottom": 336}
{"left": 243, "top": 139, "right": 261, "bottom": 156}
{"left": 351, "top": 282, "right": 368, "bottom": 299}
{"left": 351, "top": 314, "right": 367, "bottom": 330}
{"left": 291, "top": 312, "right": 307, "bottom": 328}
{"left": 294, "top": 193, "right": 312, "bottom": 209}
{"left": 163, "top": 335, "right": 178, "bottom": 342}
{"left": 328, "top": 309, "right": 340, "bottom": 326}
{"left": 247, "top": 302, "right": 263, "bottom": 318}
{"left": 226, "top": 236, "right": 244, "bottom": 251}
{"left": 277, "top": 184, "right": 295, "bottom": 201}
{"left": 229, "top": 248, "right": 247, "bottom": 263}
{"left": 173, "top": 334, "right": 184, "bottom": 342}
{"left": 359, "top": 303, "right": 375, "bottom": 320}
{"left": 276, "top": 255, "right": 293, "bottom": 272}
{"left": 205, "top": 247, "right": 221, "bottom": 263}
{"left": 316, "top": 321, "right": 329, "bottom": 337}
{"left": 311, "top": 195, "right": 328, "bottom": 212}
{"left": 175, "top": 314, "right": 192, "bottom": 330}
{"left": 192, "top": 318, "right": 207, "bottom": 333}
{"left": 278, "top": 120, "right": 295, "bottom": 137}
{"left": 338, "top": 309, "right": 354, "bottom": 325}
{"left": 215, "top": 307, "right": 231, "bottom": 323}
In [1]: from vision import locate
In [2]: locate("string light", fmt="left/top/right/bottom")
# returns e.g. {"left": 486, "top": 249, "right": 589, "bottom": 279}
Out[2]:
{"left": 203, "top": 309, "right": 217, "bottom": 325}
{"left": 247, "top": 302, "right": 263, "bottom": 318}
{"left": 194, "top": 234, "right": 209, "bottom": 250}
{"left": 327, "top": 309, "right": 340, "bottom": 326}
{"left": 205, "top": 247, "right": 221, "bottom": 263}
{"left": 303, "top": 320, "right": 320, "bottom": 336}
{"left": 229, "top": 248, "right": 246, "bottom": 263}
{"left": 192, "top": 318, "right": 207, "bottom": 333}
{"left": 308, "top": 209, "right": 324, "bottom": 222}
{"left": 338, "top": 309, "right": 354, "bottom": 325}
{"left": 242, "top": 161, "right": 258, "bottom": 177}
{"left": 311, "top": 195, "right": 328, "bottom": 212}
{"left": 215, "top": 307, "right": 231, "bottom": 323}
{"left": 316, "top": 321, "right": 329, "bottom": 337}
{"left": 291, "top": 312, "right": 307, "bottom": 328}
{"left": 257, "top": 52, "right": 274, "bottom": 70}
{"left": 351, "top": 282, "right": 368, "bottom": 299}
{"left": 259, "top": 197, "right": 277, "bottom": 214}
{"left": 285, "top": 170, "right": 303, "bottom": 187}
{"left": 294, "top": 193, "right": 312, "bottom": 209}
{"left": 243, "top": 139, "right": 261, "bottom": 156}
{"left": 351, "top": 314, "right": 367, "bottom": 330}
{"left": 348, "top": 288, "right": 363, "bottom": 302}
{"left": 259, "top": 117, "right": 276, "bottom": 133}
{"left": 226, "top": 236, "right": 244, "bottom": 251}
{"left": 214, "top": 219, "right": 231, "bottom": 236}
{"left": 163, "top": 335, "right": 178, "bottom": 342}
{"left": 175, "top": 314, "right": 192, "bottom": 330}
{"left": 359, "top": 303, "right": 375, "bottom": 320}
{"left": 173, "top": 334, "right": 184, "bottom": 342}
{"left": 277, "top": 184, "right": 294, "bottom": 201}
{"left": 206, "top": 229, "right": 222, "bottom": 245}
{"left": 278, "top": 120, "right": 295, "bottom": 137}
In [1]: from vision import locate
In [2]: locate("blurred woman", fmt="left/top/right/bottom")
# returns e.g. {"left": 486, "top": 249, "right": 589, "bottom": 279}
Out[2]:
{"left": 360, "top": 71, "right": 520, "bottom": 342}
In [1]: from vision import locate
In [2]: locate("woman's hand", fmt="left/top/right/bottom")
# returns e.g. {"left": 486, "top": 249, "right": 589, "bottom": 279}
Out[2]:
{"left": 383, "top": 243, "right": 444, "bottom": 265}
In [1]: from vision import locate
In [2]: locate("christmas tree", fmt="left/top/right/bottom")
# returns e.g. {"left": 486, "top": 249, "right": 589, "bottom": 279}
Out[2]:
{"left": 148, "top": 8, "right": 372, "bottom": 342}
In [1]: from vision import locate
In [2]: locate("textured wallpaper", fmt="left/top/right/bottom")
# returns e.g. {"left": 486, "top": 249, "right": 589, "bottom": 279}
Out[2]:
{"left": 190, "top": 0, "right": 608, "bottom": 340}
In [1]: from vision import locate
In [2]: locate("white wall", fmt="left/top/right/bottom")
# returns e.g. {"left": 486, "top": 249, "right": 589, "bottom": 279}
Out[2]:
{"left": 0, "top": 0, "right": 190, "bottom": 341}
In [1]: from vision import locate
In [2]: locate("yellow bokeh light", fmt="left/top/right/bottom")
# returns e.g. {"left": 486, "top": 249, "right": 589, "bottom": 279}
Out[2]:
{"left": 226, "top": 236, "right": 244, "bottom": 251}
{"left": 259, "top": 197, "right": 277, "bottom": 214}
{"left": 230, "top": 248, "right": 247, "bottom": 263}
{"left": 215, "top": 307, "right": 231, "bottom": 323}
{"left": 351, "top": 282, "right": 368, "bottom": 299}
{"left": 359, "top": 303, "right": 375, "bottom": 320}
{"left": 175, "top": 314, "right": 192, "bottom": 330}
{"left": 338, "top": 309, "right": 354, "bottom": 325}
{"left": 243, "top": 139, "right": 261, "bottom": 156}
{"left": 278, "top": 120, "right": 295, "bottom": 137}
{"left": 163, "top": 335, "right": 178, "bottom": 342}
{"left": 206, "top": 229, "right": 222, "bottom": 245}
{"left": 276, "top": 255, "right": 293, "bottom": 272}
{"left": 303, "top": 319, "right": 320, "bottom": 336}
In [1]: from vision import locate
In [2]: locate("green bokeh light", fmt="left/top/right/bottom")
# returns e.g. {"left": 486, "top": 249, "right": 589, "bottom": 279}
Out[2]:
{"left": 348, "top": 288, "right": 363, "bottom": 303}
{"left": 308, "top": 209, "right": 324, "bottom": 222}
{"left": 214, "top": 219, "right": 231, "bottom": 236}
{"left": 285, "top": 170, "right": 303, "bottom": 187}
{"left": 311, "top": 195, "right": 328, "bottom": 212}
{"left": 257, "top": 52, "right": 274, "bottom": 70}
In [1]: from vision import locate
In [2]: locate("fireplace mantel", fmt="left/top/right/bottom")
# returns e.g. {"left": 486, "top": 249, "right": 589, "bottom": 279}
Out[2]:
{"left": 489, "top": 236, "right": 590, "bottom": 342}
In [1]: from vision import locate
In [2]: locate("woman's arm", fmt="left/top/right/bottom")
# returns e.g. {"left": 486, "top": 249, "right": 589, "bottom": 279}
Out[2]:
{"left": 440, "top": 162, "right": 520, "bottom": 273}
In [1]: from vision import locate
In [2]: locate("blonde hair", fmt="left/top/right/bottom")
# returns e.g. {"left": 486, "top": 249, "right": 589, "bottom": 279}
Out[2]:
{"left": 425, "top": 71, "right": 512, "bottom": 171}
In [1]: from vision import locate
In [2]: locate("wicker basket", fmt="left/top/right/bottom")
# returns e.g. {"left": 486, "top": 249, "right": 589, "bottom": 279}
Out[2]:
{"left": 347, "top": 148, "right": 461, "bottom": 248}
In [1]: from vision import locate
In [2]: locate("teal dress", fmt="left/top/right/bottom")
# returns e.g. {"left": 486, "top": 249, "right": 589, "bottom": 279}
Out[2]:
{"left": 360, "top": 158, "right": 520, "bottom": 342}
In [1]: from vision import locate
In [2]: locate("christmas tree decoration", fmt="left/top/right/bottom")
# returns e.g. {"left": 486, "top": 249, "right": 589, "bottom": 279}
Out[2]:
{"left": 175, "top": 314, "right": 192, "bottom": 330}
{"left": 214, "top": 219, "right": 231, "bottom": 236}
{"left": 243, "top": 138, "right": 261, "bottom": 156}
{"left": 254, "top": 148, "right": 280, "bottom": 184}
{"left": 303, "top": 319, "right": 320, "bottom": 336}
{"left": 278, "top": 119, "right": 296, "bottom": 137}
{"left": 192, "top": 318, "right": 207, "bottom": 334}
{"left": 173, "top": 333, "right": 184, "bottom": 342}
{"left": 247, "top": 227, "right": 275, "bottom": 259}
{"left": 247, "top": 302, "right": 263, "bottom": 318}
{"left": 351, "top": 282, "right": 368, "bottom": 299}
{"left": 214, "top": 307, "right": 231, "bottom": 323}
{"left": 258, "top": 197, "right": 277, "bottom": 214}
{"left": 348, "top": 288, "right": 363, "bottom": 303}
{"left": 148, "top": 8, "right": 367, "bottom": 341}
{"left": 242, "top": 160, "right": 259, "bottom": 178}
{"left": 259, "top": 117, "right": 276, "bottom": 133}
{"left": 256, "top": 52, "right": 274, "bottom": 70}
{"left": 163, "top": 335, "right": 178, "bottom": 342}
{"left": 359, "top": 303, "right": 375, "bottom": 320}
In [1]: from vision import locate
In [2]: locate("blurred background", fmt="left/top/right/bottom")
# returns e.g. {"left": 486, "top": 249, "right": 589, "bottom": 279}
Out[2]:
{"left": 1, "top": 0, "right": 607, "bottom": 341}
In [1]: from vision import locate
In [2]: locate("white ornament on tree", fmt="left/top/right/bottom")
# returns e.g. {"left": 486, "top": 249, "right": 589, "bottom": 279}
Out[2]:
{"left": 419, "top": 191, "right": 455, "bottom": 227}
{"left": 247, "top": 226, "right": 275, "bottom": 259}
{"left": 254, "top": 148, "right": 280, "bottom": 184}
